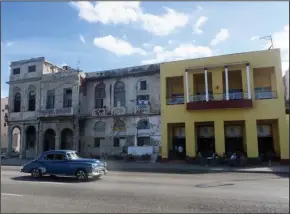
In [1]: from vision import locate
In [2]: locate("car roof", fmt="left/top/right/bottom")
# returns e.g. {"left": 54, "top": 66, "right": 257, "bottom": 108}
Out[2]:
{"left": 42, "top": 150, "right": 76, "bottom": 154}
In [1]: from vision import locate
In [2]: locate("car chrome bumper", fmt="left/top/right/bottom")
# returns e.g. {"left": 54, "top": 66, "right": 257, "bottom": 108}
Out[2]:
{"left": 20, "top": 166, "right": 23, "bottom": 172}
{"left": 90, "top": 168, "right": 107, "bottom": 177}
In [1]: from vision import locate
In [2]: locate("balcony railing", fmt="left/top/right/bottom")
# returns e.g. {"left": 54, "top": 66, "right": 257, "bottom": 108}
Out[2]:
{"left": 167, "top": 95, "right": 184, "bottom": 105}
{"left": 255, "top": 91, "right": 277, "bottom": 100}
{"left": 37, "top": 107, "right": 73, "bottom": 117}
{"left": 190, "top": 92, "right": 248, "bottom": 102}
{"left": 92, "top": 108, "right": 106, "bottom": 117}
{"left": 111, "top": 106, "right": 126, "bottom": 115}
{"left": 135, "top": 105, "right": 150, "bottom": 114}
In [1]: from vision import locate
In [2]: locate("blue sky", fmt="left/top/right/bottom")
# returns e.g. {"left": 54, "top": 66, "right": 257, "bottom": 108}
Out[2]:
{"left": 1, "top": 1, "right": 289, "bottom": 97}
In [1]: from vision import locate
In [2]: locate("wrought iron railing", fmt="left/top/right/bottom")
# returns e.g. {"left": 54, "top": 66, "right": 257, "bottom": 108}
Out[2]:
{"left": 135, "top": 105, "right": 150, "bottom": 114}
{"left": 111, "top": 106, "right": 126, "bottom": 115}
{"left": 255, "top": 91, "right": 277, "bottom": 100}
{"left": 37, "top": 107, "right": 73, "bottom": 116}
{"left": 92, "top": 108, "right": 106, "bottom": 116}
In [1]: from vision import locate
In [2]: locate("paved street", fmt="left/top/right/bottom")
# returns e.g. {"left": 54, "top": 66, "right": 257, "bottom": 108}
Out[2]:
{"left": 1, "top": 166, "right": 289, "bottom": 213}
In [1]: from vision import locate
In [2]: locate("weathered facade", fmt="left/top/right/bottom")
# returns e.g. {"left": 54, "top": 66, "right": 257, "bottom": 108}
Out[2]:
{"left": 80, "top": 64, "right": 161, "bottom": 157}
{"left": 6, "top": 57, "right": 161, "bottom": 159}
{"left": 6, "top": 57, "right": 84, "bottom": 159}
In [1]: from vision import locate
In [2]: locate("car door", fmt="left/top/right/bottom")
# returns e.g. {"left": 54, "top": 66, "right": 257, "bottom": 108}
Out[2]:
{"left": 39, "top": 153, "right": 56, "bottom": 174}
{"left": 54, "top": 153, "right": 70, "bottom": 175}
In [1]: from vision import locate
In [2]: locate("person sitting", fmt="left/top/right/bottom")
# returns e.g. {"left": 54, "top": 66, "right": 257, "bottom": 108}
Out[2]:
{"left": 229, "top": 153, "right": 237, "bottom": 166}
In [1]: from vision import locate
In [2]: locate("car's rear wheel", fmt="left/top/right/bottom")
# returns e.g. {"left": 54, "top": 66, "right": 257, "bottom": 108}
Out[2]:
{"left": 31, "top": 168, "right": 42, "bottom": 178}
{"left": 75, "top": 169, "right": 88, "bottom": 181}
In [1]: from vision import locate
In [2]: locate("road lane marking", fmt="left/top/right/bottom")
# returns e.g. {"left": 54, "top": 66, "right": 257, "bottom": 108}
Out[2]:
{"left": 1, "top": 193, "right": 23, "bottom": 197}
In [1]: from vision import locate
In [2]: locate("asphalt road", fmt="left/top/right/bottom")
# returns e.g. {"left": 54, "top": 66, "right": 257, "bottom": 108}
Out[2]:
{"left": 1, "top": 166, "right": 289, "bottom": 213}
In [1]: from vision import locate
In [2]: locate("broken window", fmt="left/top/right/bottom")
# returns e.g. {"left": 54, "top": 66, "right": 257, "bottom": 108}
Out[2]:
{"left": 94, "top": 121, "right": 106, "bottom": 132}
{"left": 139, "top": 80, "right": 148, "bottom": 91}
{"left": 137, "top": 119, "right": 150, "bottom": 129}
{"left": 14, "top": 92, "right": 21, "bottom": 112}
{"left": 63, "top": 88, "right": 72, "bottom": 108}
{"left": 46, "top": 90, "right": 55, "bottom": 109}
{"left": 13, "top": 68, "right": 20, "bottom": 75}
{"left": 28, "top": 91, "right": 36, "bottom": 111}
{"left": 137, "top": 137, "right": 150, "bottom": 146}
{"left": 136, "top": 95, "right": 149, "bottom": 105}
{"left": 95, "top": 83, "right": 106, "bottom": 108}
{"left": 28, "top": 65, "right": 36, "bottom": 73}
{"left": 114, "top": 81, "right": 125, "bottom": 107}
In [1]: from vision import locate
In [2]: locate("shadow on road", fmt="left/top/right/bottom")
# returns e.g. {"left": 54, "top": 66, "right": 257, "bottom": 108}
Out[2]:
{"left": 11, "top": 175, "right": 101, "bottom": 183}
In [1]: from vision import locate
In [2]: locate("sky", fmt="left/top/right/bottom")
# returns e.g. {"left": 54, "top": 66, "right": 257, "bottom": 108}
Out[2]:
{"left": 1, "top": 1, "right": 289, "bottom": 98}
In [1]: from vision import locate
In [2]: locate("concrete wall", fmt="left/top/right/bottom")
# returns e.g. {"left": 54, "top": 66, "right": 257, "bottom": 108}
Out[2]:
{"left": 283, "top": 69, "right": 289, "bottom": 101}
{"left": 1, "top": 97, "right": 8, "bottom": 149}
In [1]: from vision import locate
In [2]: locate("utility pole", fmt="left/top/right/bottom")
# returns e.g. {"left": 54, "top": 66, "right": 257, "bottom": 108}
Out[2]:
{"left": 260, "top": 35, "right": 274, "bottom": 49}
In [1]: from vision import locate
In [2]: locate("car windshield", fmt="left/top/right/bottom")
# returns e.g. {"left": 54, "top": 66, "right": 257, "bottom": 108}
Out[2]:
{"left": 67, "top": 152, "right": 80, "bottom": 160}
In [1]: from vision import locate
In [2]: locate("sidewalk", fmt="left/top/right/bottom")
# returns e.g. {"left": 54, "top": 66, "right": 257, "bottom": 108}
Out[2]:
{"left": 1, "top": 158, "right": 289, "bottom": 174}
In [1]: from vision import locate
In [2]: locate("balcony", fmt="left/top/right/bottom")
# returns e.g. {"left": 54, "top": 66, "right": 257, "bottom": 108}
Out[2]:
{"left": 166, "top": 95, "right": 184, "bottom": 105}
{"left": 135, "top": 105, "right": 150, "bottom": 114}
{"left": 255, "top": 91, "right": 277, "bottom": 100}
{"left": 37, "top": 107, "right": 74, "bottom": 117}
{"left": 92, "top": 108, "right": 106, "bottom": 117}
{"left": 186, "top": 92, "right": 253, "bottom": 110}
{"left": 111, "top": 106, "right": 126, "bottom": 115}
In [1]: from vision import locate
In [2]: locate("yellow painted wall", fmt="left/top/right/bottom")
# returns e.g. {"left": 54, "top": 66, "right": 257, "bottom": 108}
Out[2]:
{"left": 160, "top": 49, "right": 289, "bottom": 160}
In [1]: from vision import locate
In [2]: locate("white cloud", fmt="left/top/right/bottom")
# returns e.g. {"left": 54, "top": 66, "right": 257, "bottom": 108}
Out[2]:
{"left": 250, "top": 36, "right": 259, "bottom": 41}
{"left": 6, "top": 41, "right": 14, "bottom": 47}
{"left": 193, "top": 16, "right": 208, "bottom": 34}
{"left": 93, "top": 35, "right": 147, "bottom": 56}
{"left": 122, "top": 34, "right": 127, "bottom": 40}
{"left": 79, "top": 35, "right": 86, "bottom": 44}
{"left": 70, "top": 2, "right": 189, "bottom": 36}
{"left": 210, "top": 28, "right": 230, "bottom": 46}
{"left": 141, "top": 43, "right": 212, "bottom": 64}
{"left": 70, "top": 2, "right": 141, "bottom": 24}
{"left": 140, "top": 7, "right": 189, "bottom": 36}
{"left": 143, "top": 43, "right": 153, "bottom": 49}
{"left": 196, "top": 5, "right": 203, "bottom": 12}
{"left": 168, "top": 40, "right": 173, "bottom": 45}
{"left": 266, "top": 24, "right": 289, "bottom": 74}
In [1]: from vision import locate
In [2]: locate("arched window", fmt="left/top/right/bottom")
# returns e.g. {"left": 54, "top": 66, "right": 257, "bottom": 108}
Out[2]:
{"left": 94, "top": 121, "right": 106, "bottom": 132}
{"left": 113, "top": 120, "right": 126, "bottom": 131}
{"left": 114, "top": 81, "right": 125, "bottom": 107}
{"left": 28, "top": 91, "right": 36, "bottom": 111}
{"left": 14, "top": 92, "right": 21, "bottom": 112}
{"left": 95, "top": 83, "right": 106, "bottom": 108}
{"left": 137, "top": 119, "right": 150, "bottom": 129}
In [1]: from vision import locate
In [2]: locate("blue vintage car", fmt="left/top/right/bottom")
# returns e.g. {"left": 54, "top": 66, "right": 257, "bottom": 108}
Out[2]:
{"left": 20, "top": 150, "right": 107, "bottom": 181}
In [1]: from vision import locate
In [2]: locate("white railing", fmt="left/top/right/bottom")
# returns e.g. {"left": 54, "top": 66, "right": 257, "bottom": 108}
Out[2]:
{"left": 135, "top": 105, "right": 150, "bottom": 114}
{"left": 166, "top": 96, "right": 184, "bottom": 105}
{"left": 227, "top": 92, "right": 244, "bottom": 100}
{"left": 255, "top": 91, "right": 277, "bottom": 100}
{"left": 111, "top": 106, "right": 126, "bottom": 115}
{"left": 92, "top": 108, "right": 106, "bottom": 116}
{"left": 190, "top": 94, "right": 214, "bottom": 102}
{"left": 37, "top": 107, "right": 73, "bottom": 116}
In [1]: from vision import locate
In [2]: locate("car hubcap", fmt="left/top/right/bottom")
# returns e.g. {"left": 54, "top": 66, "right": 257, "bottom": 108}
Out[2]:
{"left": 32, "top": 170, "right": 39, "bottom": 177}
{"left": 77, "top": 171, "right": 85, "bottom": 180}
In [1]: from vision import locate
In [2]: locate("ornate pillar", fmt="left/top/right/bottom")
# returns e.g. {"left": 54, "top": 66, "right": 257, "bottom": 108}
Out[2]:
{"left": 7, "top": 126, "right": 13, "bottom": 157}
{"left": 55, "top": 136, "right": 60, "bottom": 150}
{"left": 224, "top": 66, "right": 229, "bottom": 100}
{"left": 20, "top": 124, "right": 26, "bottom": 160}
{"left": 246, "top": 63, "right": 251, "bottom": 99}
{"left": 74, "top": 118, "right": 80, "bottom": 151}
{"left": 185, "top": 71, "right": 189, "bottom": 103}
{"left": 35, "top": 124, "right": 39, "bottom": 157}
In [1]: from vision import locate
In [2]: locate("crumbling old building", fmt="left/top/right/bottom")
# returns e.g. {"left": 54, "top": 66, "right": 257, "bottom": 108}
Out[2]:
{"left": 6, "top": 57, "right": 161, "bottom": 159}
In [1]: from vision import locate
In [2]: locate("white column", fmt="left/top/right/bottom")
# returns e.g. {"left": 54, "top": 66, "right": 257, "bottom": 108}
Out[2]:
{"left": 20, "top": 124, "right": 25, "bottom": 160}
{"left": 7, "top": 126, "right": 13, "bottom": 157}
{"left": 204, "top": 68, "right": 209, "bottom": 101}
{"left": 246, "top": 63, "right": 251, "bottom": 99}
{"left": 185, "top": 71, "right": 190, "bottom": 103}
{"left": 225, "top": 66, "right": 229, "bottom": 100}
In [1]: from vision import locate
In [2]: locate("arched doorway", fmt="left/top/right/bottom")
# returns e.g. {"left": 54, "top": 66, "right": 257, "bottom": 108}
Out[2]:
{"left": 44, "top": 129, "right": 56, "bottom": 151}
{"left": 12, "top": 127, "right": 21, "bottom": 153}
{"left": 61, "top": 128, "right": 73, "bottom": 149}
{"left": 26, "top": 126, "right": 36, "bottom": 158}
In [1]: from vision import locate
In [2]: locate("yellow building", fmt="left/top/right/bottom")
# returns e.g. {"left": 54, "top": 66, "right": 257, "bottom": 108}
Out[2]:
{"left": 160, "top": 49, "right": 289, "bottom": 164}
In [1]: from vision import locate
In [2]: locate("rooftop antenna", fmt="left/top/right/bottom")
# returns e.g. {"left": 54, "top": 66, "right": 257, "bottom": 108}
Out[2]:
{"left": 260, "top": 35, "right": 274, "bottom": 50}
{"left": 77, "top": 57, "right": 80, "bottom": 73}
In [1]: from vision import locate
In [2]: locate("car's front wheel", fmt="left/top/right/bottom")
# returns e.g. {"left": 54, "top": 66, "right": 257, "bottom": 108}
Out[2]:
{"left": 31, "top": 168, "right": 42, "bottom": 178}
{"left": 75, "top": 169, "right": 88, "bottom": 181}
